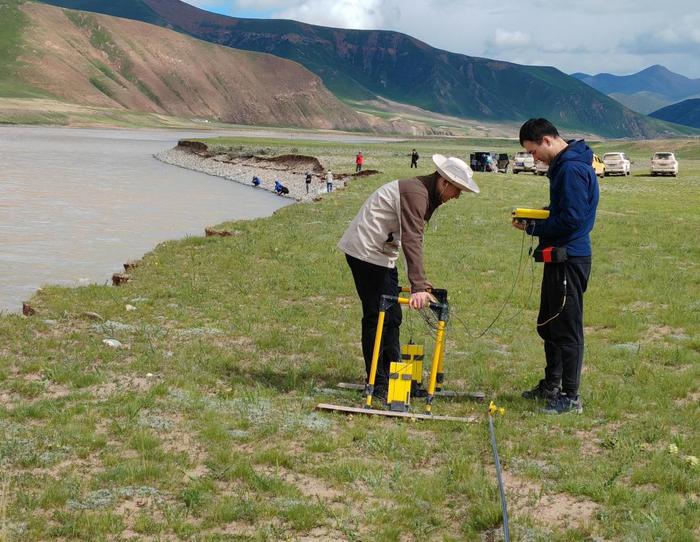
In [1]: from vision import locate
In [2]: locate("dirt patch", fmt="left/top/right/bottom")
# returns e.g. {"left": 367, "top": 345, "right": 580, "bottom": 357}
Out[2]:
{"left": 258, "top": 465, "right": 345, "bottom": 501}
{"left": 643, "top": 324, "right": 686, "bottom": 343}
{"left": 297, "top": 528, "right": 351, "bottom": 541}
{"left": 674, "top": 390, "right": 700, "bottom": 407}
{"left": 574, "top": 430, "right": 602, "bottom": 458}
{"left": 491, "top": 467, "right": 599, "bottom": 529}
{"left": 261, "top": 153, "right": 325, "bottom": 173}
{"left": 89, "top": 374, "right": 158, "bottom": 399}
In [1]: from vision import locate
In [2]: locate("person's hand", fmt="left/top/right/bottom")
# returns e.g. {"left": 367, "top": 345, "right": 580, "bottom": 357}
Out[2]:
{"left": 512, "top": 219, "right": 527, "bottom": 231}
{"left": 409, "top": 291, "right": 436, "bottom": 310}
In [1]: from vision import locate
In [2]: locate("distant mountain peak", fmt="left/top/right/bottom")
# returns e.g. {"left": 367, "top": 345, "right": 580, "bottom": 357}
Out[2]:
{"left": 574, "top": 65, "right": 700, "bottom": 102}
{"left": 640, "top": 64, "right": 672, "bottom": 75}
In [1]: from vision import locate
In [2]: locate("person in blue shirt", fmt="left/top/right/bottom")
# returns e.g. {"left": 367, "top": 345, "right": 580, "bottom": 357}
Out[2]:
{"left": 513, "top": 118, "right": 599, "bottom": 414}
{"left": 274, "top": 179, "right": 289, "bottom": 195}
{"left": 252, "top": 176, "right": 261, "bottom": 187}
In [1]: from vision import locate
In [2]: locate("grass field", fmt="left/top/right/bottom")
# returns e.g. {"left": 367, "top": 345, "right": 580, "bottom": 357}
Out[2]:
{"left": 0, "top": 134, "right": 698, "bottom": 541}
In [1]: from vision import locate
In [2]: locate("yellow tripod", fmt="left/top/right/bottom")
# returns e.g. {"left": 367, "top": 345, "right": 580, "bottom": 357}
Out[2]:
{"left": 365, "top": 293, "right": 448, "bottom": 413}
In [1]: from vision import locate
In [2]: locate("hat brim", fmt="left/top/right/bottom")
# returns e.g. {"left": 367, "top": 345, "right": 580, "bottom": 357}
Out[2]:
{"left": 432, "top": 154, "right": 480, "bottom": 194}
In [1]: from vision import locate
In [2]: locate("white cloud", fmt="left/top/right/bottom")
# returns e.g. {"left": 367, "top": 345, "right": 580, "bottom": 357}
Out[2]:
{"left": 486, "top": 29, "right": 531, "bottom": 51}
{"left": 191, "top": 0, "right": 700, "bottom": 77}
{"left": 275, "top": 0, "right": 390, "bottom": 30}
{"left": 623, "top": 17, "right": 700, "bottom": 55}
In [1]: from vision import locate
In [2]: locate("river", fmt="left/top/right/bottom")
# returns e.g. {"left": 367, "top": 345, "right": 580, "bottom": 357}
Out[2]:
{"left": 0, "top": 126, "right": 295, "bottom": 313}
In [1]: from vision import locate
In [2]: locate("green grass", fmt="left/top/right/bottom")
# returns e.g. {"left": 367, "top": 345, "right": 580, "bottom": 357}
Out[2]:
{"left": 0, "top": 134, "right": 698, "bottom": 540}
{"left": 0, "top": 0, "right": 47, "bottom": 98}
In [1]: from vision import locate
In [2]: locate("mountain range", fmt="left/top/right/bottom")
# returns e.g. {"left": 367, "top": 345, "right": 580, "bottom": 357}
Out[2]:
{"left": 37, "top": 0, "right": 693, "bottom": 138}
{"left": 1, "top": 1, "right": 384, "bottom": 131}
{"left": 572, "top": 65, "right": 700, "bottom": 115}
{"left": 650, "top": 99, "right": 700, "bottom": 129}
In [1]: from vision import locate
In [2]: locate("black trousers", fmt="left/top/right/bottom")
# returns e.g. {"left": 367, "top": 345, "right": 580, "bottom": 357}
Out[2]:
{"left": 537, "top": 257, "right": 591, "bottom": 397}
{"left": 410, "top": 161, "right": 418, "bottom": 168}
{"left": 346, "top": 254, "right": 401, "bottom": 387}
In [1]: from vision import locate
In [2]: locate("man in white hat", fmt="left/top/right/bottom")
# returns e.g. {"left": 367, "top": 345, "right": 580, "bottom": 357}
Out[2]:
{"left": 338, "top": 154, "right": 479, "bottom": 400}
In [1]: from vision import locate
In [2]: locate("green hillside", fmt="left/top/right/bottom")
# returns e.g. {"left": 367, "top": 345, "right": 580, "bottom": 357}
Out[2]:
{"left": 38, "top": 0, "right": 699, "bottom": 138}
{"left": 0, "top": 0, "right": 41, "bottom": 97}
{"left": 34, "top": 0, "right": 164, "bottom": 24}
{"left": 650, "top": 99, "right": 700, "bottom": 129}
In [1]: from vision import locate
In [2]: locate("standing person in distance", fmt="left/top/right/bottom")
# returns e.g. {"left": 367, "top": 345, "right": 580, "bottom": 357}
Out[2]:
{"left": 339, "top": 154, "right": 479, "bottom": 401}
{"left": 513, "top": 118, "right": 599, "bottom": 415}
{"left": 326, "top": 170, "right": 334, "bottom": 193}
{"left": 305, "top": 171, "right": 312, "bottom": 194}
{"left": 355, "top": 151, "right": 364, "bottom": 172}
{"left": 411, "top": 149, "right": 419, "bottom": 168}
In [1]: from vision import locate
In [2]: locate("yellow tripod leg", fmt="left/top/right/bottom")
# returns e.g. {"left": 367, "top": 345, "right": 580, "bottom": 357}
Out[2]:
{"left": 365, "top": 310, "right": 386, "bottom": 408}
{"left": 436, "top": 340, "right": 445, "bottom": 392}
{"left": 425, "top": 319, "right": 446, "bottom": 413}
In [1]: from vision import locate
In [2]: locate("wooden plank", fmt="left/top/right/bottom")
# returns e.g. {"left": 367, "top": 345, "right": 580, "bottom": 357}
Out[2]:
{"left": 316, "top": 403, "right": 478, "bottom": 423}
{"left": 336, "top": 382, "right": 485, "bottom": 401}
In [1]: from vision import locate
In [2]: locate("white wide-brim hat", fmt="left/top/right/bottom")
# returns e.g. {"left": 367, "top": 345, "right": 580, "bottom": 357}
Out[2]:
{"left": 432, "top": 154, "right": 480, "bottom": 194}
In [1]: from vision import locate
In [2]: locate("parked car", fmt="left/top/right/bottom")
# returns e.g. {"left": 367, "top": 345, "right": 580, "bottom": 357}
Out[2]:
{"left": 535, "top": 154, "right": 604, "bottom": 178}
{"left": 592, "top": 153, "right": 606, "bottom": 178}
{"left": 603, "top": 152, "right": 631, "bottom": 176}
{"left": 496, "top": 153, "right": 510, "bottom": 173}
{"left": 469, "top": 152, "right": 498, "bottom": 172}
{"left": 535, "top": 160, "right": 548, "bottom": 176}
{"left": 650, "top": 152, "right": 678, "bottom": 177}
{"left": 512, "top": 151, "right": 536, "bottom": 174}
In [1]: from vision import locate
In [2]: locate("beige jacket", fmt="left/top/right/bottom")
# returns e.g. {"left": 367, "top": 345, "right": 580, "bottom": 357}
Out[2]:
{"left": 338, "top": 175, "right": 440, "bottom": 292}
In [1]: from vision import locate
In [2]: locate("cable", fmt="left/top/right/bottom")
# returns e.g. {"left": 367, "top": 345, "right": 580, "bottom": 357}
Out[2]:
{"left": 449, "top": 227, "right": 530, "bottom": 339}
{"left": 488, "top": 412, "right": 510, "bottom": 542}
{"left": 537, "top": 272, "right": 567, "bottom": 327}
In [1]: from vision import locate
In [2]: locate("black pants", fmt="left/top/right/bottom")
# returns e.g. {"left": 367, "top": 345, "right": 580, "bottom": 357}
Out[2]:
{"left": 346, "top": 254, "right": 401, "bottom": 387}
{"left": 356, "top": 164, "right": 362, "bottom": 172}
{"left": 410, "top": 161, "right": 418, "bottom": 168}
{"left": 537, "top": 257, "right": 591, "bottom": 397}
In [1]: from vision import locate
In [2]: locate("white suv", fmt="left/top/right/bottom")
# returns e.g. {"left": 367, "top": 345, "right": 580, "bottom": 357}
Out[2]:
{"left": 535, "top": 160, "right": 549, "bottom": 176}
{"left": 603, "top": 152, "right": 631, "bottom": 176}
{"left": 650, "top": 152, "right": 678, "bottom": 177}
{"left": 512, "top": 151, "right": 536, "bottom": 174}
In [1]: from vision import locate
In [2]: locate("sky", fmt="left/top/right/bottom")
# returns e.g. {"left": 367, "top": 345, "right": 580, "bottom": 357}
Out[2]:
{"left": 185, "top": 0, "right": 700, "bottom": 78}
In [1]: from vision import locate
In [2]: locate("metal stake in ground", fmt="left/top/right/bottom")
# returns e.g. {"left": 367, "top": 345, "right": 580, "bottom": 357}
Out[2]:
{"left": 488, "top": 401, "right": 510, "bottom": 542}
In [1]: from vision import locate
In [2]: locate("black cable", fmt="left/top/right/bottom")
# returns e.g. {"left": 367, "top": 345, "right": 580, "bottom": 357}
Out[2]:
{"left": 450, "top": 227, "right": 529, "bottom": 339}
{"left": 537, "top": 271, "right": 567, "bottom": 327}
{"left": 489, "top": 414, "right": 510, "bottom": 542}
{"left": 499, "top": 233, "right": 537, "bottom": 327}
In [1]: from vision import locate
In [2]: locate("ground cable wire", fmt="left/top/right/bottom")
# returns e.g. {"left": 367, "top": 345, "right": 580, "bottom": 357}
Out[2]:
{"left": 488, "top": 402, "right": 510, "bottom": 542}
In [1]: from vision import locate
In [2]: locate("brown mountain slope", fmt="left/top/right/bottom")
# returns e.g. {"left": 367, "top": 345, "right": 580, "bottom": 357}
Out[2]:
{"left": 16, "top": 2, "right": 374, "bottom": 131}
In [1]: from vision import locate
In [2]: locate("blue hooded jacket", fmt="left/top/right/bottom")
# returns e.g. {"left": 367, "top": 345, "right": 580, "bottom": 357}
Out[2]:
{"left": 529, "top": 140, "right": 599, "bottom": 257}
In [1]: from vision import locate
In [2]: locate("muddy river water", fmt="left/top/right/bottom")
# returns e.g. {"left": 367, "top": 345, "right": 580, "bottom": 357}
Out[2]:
{"left": 0, "top": 126, "right": 297, "bottom": 313}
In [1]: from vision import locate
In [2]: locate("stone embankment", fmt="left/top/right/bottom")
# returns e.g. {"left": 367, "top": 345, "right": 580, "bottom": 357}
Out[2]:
{"left": 155, "top": 141, "right": 378, "bottom": 201}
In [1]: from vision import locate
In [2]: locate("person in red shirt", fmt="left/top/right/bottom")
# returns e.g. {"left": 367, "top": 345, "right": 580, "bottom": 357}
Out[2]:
{"left": 355, "top": 151, "right": 364, "bottom": 172}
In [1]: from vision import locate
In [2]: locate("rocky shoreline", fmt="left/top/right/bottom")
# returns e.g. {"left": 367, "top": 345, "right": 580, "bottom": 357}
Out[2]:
{"left": 155, "top": 144, "right": 375, "bottom": 202}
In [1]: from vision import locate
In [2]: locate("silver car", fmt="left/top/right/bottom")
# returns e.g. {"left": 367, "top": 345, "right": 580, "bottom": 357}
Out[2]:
{"left": 512, "top": 151, "right": 536, "bottom": 174}
{"left": 650, "top": 152, "right": 678, "bottom": 177}
{"left": 603, "top": 152, "right": 631, "bottom": 176}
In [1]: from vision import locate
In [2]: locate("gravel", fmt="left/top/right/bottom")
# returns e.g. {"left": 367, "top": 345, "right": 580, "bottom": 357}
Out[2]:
{"left": 155, "top": 148, "right": 348, "bottom": 202}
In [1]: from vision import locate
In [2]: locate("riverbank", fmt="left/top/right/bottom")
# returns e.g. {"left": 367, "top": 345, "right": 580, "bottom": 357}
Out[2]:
{"left": 155, "top": 142, "right": 380, "bottom": 201}
{"left": 1, "top": 134, "right": 698, "bottom": 541}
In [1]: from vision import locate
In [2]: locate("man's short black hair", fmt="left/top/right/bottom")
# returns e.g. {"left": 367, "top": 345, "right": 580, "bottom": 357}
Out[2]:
{"left": 519, "top": 118, "right": 560, "bottom": 145}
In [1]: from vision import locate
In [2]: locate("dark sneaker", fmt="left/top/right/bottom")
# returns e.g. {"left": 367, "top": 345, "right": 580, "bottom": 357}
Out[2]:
{"left": 542, "top": 393, "right": 583, "bottom": 414}
{"left": 521, "top": 380, "right": 559, "bottom": 401}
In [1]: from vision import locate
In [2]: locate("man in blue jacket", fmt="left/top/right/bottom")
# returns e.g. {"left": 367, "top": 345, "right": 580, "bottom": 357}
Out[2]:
{"left": 513, "top": 118, "right": 599, "bottom": 414}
